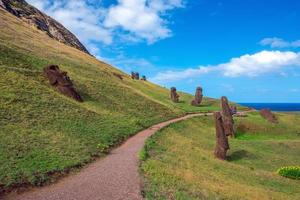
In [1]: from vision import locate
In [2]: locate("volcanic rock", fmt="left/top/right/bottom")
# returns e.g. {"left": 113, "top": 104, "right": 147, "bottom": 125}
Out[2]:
{"left": 0, "top": 0, "right": 89, "bottom": 54}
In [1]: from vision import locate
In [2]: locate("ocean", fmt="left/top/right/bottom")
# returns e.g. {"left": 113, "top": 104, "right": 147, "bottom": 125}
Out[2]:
{"left": 239, "top": 103, "right": 300, "bottom": 112}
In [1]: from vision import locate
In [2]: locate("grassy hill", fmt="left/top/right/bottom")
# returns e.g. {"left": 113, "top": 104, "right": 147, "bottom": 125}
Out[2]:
{"left": 0, "top": 8, "right": 226, "bottom": 193}
{"left": 140, "top": 112, "right": 300, "bottom": 199}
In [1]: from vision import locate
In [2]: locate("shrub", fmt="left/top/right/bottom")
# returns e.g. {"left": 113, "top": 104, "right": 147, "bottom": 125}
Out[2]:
{"left": 277, "top": 166, "right": 300, "bottom": 180}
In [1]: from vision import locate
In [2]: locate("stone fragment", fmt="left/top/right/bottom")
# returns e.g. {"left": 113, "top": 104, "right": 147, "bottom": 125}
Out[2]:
{"left": 43, "top": 65, "right": 83, "bottom": 102}
{"left": 214, "top": 112, "right": 230, "bottom": 160}
{"left": 221, "top": 96, "right": 235, "bottom": 137}
{"left": 170, "top": 87, "right": 180, "bottom": 102}
{"left": 260, "top": 109, "right": 278, "bottom": 123}
{"left": 191, "top": 86, "right": 203, "bottom": 106}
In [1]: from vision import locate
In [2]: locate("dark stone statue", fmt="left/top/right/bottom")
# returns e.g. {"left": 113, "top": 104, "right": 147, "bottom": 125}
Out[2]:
{"left": 131, "top": 72, "right": 140, "bottom": 80}
{"left": 43, "top": 65, "right": 83, "bottom": 102}
{"left": 141, "top": 75, "right": 147, "bottom": 81}
{"left": 170, "top": 87, "right": 179, "bottom": 102}
{"left": 214, "top": 112, "right": 230, "bottom": 160}
{"left": 260, "top": 109, "right": 278, "bottom": 123}
{"left": 221, "top": 96, "right": 235, "bottom": 137}
{"left": 191, "top": 86, "right": 203, "bottom": 106}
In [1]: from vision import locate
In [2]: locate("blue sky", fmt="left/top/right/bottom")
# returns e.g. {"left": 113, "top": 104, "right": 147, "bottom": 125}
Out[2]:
{"left": 28, "top": 0, "right": 300, "bottom": 102}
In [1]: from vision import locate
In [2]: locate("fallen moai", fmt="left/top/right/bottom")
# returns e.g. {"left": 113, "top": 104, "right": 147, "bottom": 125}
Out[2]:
{"left": 221, "top": 96, "right": 235, "bottom": 137}
{"left": 191, "top": 86, "right": 203, "bottom": 106}
{"left": 214, "top": 112, "right": 230, "bottom": 160}
{"left": 170, "top": 87, "right": 180, "bottom": 103}
{"left": 43, "top": 65, "right": 83, "bottom": 102}
{"left": 260, "top": 109, "right": 278, "bottom": 123}
{"left": 113, "top": 72, "right": 123, "bottom": 80}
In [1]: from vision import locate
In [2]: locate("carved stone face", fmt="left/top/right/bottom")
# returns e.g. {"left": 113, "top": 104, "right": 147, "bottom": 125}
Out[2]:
{"left": 43, "top": 65, "right": 83, "bottom": 102}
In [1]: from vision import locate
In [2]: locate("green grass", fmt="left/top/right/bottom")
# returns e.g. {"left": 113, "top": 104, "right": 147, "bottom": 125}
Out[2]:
{"left": 140, "top": 112, "right": 300, "bottom": 200}
{"left": 0, "top": 9, "right": 228, "bottom": 193}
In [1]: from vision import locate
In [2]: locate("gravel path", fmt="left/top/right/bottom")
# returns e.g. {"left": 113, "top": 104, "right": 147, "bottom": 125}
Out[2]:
{"left": 5, "top": 113, "right": 209, "bottom": 200}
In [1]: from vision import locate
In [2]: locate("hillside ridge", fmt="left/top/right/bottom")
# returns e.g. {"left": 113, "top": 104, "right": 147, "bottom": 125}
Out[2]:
{"left": 0, "top": 0, "right": 90, "bottom": 54}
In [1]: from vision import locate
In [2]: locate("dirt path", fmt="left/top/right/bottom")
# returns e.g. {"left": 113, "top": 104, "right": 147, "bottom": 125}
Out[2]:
{"left": 5, "top": 113, "right": 210, "bottom": 200}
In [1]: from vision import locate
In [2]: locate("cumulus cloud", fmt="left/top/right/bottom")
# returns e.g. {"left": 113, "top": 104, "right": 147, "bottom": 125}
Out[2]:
{"left": 260, "top": 37, "right": 300, "bottom": 48}
{"left": 27, "top": 0, "right": 184, "bottom": 57}
{"left": 104, "top": 0, "right": 184, "bottom": 43}
{"left": 152, "top": 51, "right": 300, "bottom": 82}
{"left": 27, "top": 0, "right": 112, "bottom": 57}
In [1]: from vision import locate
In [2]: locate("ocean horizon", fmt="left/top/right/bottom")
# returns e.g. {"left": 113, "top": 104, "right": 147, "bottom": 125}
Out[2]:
{"left": 239, "top": 103, "right": 300, "bottom": 112}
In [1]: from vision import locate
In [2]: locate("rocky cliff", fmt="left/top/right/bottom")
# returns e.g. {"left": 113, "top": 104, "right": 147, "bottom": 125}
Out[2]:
{"left": 0, "top": 0, "right": 90, "bottom": 54}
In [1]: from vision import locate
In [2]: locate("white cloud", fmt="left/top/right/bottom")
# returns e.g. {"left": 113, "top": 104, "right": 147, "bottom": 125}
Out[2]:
{"left": 27, "top": 0, "right": 184, "bottom": 57}
{"left": 260, "top": 37, "right": 300, "bottom": 48}
{"left": 152, "top": 51, "right": 300, "bottom": 82}
{"left": 27, "top": 0, "right": 112, "bottom": 57}
{"left": 290, "top": 88, "right": 300, "bottom": 93}
{"left": 104, "top": 0, "right": 184, "bottom": 43}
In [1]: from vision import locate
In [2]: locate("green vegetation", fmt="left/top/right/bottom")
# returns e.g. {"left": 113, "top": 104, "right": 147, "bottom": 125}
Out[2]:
{"left": 277, "top": 166, "right": 300, "bottom": 180}
{"left": 140, "top": 112, "right": 300, "bottom": 200}
{"left": 0, "top": 10, "right": 226, "bottom": 192}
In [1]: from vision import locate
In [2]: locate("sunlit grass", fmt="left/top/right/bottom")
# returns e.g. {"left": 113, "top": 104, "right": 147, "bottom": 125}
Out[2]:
{"left": 140, "top": 112, "right": 300, "bottom": 200}
{"left": 0, "top": 9, "right": 229, "bottom": 192}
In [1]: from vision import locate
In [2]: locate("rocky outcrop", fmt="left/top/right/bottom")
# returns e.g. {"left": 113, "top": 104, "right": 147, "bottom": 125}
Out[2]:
{"left": 214, "top": 112, "right": 230, "bottom": 160}
{"left": 170, "top": 87, "right": 179, "bottom": 103}
{"left": 43, "top": 65, "right": 83, "bottom": 102}
{"left": 191, "top": 86, "right": 203, "bottom": 106}
{"left": 221, "top": 96, "right": 235, "bottom": 137}
{"left": 0, "top": 0, "right": 89, "bottom": 54}
{"left": 260, "top": 109, "right": 278, "bottom": 123}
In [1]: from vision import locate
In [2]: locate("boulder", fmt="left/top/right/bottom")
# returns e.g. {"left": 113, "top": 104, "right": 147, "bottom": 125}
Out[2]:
{"left": 43, "top": 65, "right": 83, "bottom": 102}
{"left": 260, "top": 109, "right": 278, "bottom": 123}
{"left": 214, "top": 112, "right": 230, "bottom": 160}
{"left": 191, "top": 86, "right": 203, "bottom": 106}
{"left": 170, "top": 87, "right": 180, "bottom": 103}
{"left": 221, "top": 96, "right": 235, "bottom": 137}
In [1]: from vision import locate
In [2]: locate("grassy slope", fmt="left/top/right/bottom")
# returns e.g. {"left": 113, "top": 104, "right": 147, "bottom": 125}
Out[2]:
{"left": 141, "top": 112, "right": 300, "bottom": 200}
{"left": 0, "top": 9, "right": 226, "bottom": 192}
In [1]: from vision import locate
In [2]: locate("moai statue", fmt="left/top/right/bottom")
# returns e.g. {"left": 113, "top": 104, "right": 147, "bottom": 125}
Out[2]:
{"left": 230, "top": 106, "right": 237, "bottom": 115}
{"left": 135, "top": 72, "right": 140, "bottom": 80}
{"left": 131, "top": 72, "right": 140, "bottom": 80}
{"left": 170, "top": 87, "right": 180, "bottom": 102}
{"left": 43, "top": 65, "right": 83, "bottom": 102}
{"left": 260, "top": 109, "right": 278, "bottom": 123}
{"left": 221, "top": 96, "right": 235, "bottom": 137}
{"left": 131, "top": 71, "right": 135, "bottom": 79}
{"left": 191, "top": 86, "right": 203, "bottom": 106}
{"left": 214, "top": 112, "right": 230, "bottom": 160}
{"left": 141, "top": 75, "right": 147, "bottom": 81}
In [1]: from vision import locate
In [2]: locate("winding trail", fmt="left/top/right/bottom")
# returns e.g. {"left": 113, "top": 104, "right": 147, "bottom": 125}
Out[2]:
{"left": 5, "top": 113, "right": 210, "bottom": 200}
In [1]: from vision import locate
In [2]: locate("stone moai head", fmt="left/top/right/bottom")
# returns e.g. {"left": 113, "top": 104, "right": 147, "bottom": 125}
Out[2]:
{"left": 191, "top": 86, "right": 203, "bottom": 106}
{"left": 220, "top": 96, "right": 235, "bottom": 137}
{"left": 43, "top": 65, "right": 83, "bottom": 102}
{"left": 260, "top": 109, "right": 278, "bottom": 123}
{"left": 214, "top": 112, "right": 230, "bottom": 160}
{"left": 170, "top": 87, "right": 179, "bottom": 102}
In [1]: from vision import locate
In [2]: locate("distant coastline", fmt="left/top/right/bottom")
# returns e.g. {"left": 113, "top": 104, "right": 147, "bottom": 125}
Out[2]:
{"left": 239, "top": 103, "right": 300, "bottom": 112}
